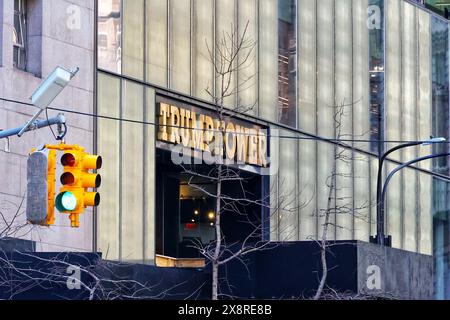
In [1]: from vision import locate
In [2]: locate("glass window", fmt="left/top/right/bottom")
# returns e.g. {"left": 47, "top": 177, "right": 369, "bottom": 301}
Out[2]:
{"left": 426, "top": 0, "right": 450, "bottom": 18}
{"left": 432, "top": 17, "right": 449, "bottom": 172}
{"left": 432, "top": 16, "right": 450, "bottom": 300}
{"left": 278, "top": 0, "right": 297, "bottom": 128}
{"left": 98, "top": 0, "right": 122, "bottom": 73}
{"left": 369, "top": 0, "right": 385, "bottom": 154}
{"left": 122, "top": 0, "right": 144, "bottom": 79}
{"left": 13, "top": 0, "right": 27, "bottom": 71}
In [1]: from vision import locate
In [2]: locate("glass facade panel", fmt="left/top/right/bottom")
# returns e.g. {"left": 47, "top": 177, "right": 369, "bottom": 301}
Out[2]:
{"left": 353, "top": 0, "right": 372, "bottom": 240}
{"left": 193, "top": 0, "right": 214, "bottom": 101}
{"left": 316, "top": 0, "right": 336, "bottom": 240}
{"left": 238, "top": 0, "right": 259, "bottom": 116}
{"left": 386, "top": 161, "right": 402, "bottom": 249}
{"left": 385, "top": 0, "right": 418, "bottom": 251}
{"left": 278, "top": 0, "right": 297, "bottom": 128}
{"left": 98, "top": 0, "right": 122, "bottom": 73}
{"left": 123, "top": 0, "right": 144, "bottom": 80}
{"left": 419, "top": 172, "right": 432, "bottom": 255}
{"left": 403, "top": 168, "right": 418, "bottom": 252}
{"left": 298, "top": 139, "right": 317, "bottom": 240}
{"left": 335, "top": 0, "right": 353, "bottom": 240}
{"left": 278, "top": 130, "right": 299, "bottom": 241}
{"left": 259, "top": 0, "right": 279, "bottom": 122}
{"left": 298, "top": 0, "right": 317, "bottom": 240}
{"left": 145, "top": 88, "right": 156, "bottom": 263}
{"left": 385, "top": 0, "right": 402, "bottom": 163}
{"left": 354, "top": 153, "right": 372, "bottom": 241}
{"left": 121, "top": 81, "right": 145, "bottom": 261}
{"left": 170, "top": 0, "right": 191, "bottom": 94}
{"left": 215, "top": 0, "right": 237, "bottom": 108}
{"left": 402, "top": 3, "right": 419, "bottom": 252}
{"left": 146, "top": 0, "right": 168, "bottom": 86}
{"left": 418, "top": 10, "right": 433, "bottom": 168}
{"left": 97, "top": 73, "right": 121, "bottom": 260}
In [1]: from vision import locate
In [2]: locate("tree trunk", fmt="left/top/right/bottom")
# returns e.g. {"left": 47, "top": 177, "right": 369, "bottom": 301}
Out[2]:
{"left": 212, "top": 166, "right": 222, "bottom": 300}
{"left": 212, "top": 261, "right": 219, "bottom": 300}
{"left": 314, "top": 154, "right": 337, "bottom": 300}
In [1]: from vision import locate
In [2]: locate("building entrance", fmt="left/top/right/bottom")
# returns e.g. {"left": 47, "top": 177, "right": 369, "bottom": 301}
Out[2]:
{"left": 155, "top": 149, "right": 268, "bottom": 259}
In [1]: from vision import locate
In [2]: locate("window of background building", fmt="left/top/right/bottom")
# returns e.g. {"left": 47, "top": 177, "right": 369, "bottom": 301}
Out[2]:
{"left": 98, "top": 0, "right": 122, "bottom": 73}
{"left": 278, "top": 0, "right": 297, "bottom": 128}
{"left": 13, "top": 0, "right": 27, "bottom": 71}
{"left": 369, "top": 0, "right": 385, "bottom": 154}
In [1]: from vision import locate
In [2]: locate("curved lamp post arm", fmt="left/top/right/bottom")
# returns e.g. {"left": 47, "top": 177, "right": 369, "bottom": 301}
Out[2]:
{"left": 377, "top": 142, "right": 427, "bottom": 210}
{"left": 375, "top": 138, "right": 446, "bottom": 245}
{"left": 380, "top": 152, "right": 450, "bottom": 234}
{"left": 375, "top": 142, "right": 422, "bottom": 245}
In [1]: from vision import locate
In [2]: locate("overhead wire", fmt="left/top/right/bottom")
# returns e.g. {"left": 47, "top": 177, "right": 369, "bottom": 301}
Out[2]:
{"left": 1, "top": 96, "right": 449, "bottom": 145}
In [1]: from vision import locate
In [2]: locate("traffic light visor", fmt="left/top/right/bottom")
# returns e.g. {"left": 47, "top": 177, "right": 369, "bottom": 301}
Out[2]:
{"left": 84, "top": 155, "right": 102, "bottom": 170}
{"left": 82, "top": 173, "right": 101, "bottom": 188}
{"left": 85, "top": 192, "right": 100, "bottom": 207}
{"left": 56, "top": 191, "right": 78, "bottom": 212}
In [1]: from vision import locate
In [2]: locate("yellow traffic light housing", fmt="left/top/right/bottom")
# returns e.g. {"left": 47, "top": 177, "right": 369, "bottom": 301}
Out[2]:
{"left": 55, "top": 146, "right": 102, "bottom": 227}
{"left": 27, "top": 143, "right": 101, "bottom": 228}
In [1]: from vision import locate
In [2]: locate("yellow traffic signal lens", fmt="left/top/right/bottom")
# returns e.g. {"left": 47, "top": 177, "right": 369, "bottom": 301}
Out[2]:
{"left": 56, "top": 191, "right": 78, "bottom": 212}
{"left": 60, "top": 172, "right": 75, "bottom": 185}
{"left": 61, "top": 153, "right": 76, "bottom": 167}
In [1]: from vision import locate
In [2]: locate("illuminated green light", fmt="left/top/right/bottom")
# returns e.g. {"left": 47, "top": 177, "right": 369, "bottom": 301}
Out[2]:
{"left": 56, "top": 192, "right": 77, "bottom": 212}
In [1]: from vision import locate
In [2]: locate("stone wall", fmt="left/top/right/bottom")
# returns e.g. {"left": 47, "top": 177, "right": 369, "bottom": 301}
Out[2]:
{"left": 0, "top": 0, "right": 94, "bottom": 252}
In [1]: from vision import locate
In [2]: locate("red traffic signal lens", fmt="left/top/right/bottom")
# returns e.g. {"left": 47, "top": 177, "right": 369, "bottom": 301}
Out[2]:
{"left": 61, "top": 153, "right": 76, "bottom": 167}
{"left": 60, "top": 172, "right": 75, "bottom": 185}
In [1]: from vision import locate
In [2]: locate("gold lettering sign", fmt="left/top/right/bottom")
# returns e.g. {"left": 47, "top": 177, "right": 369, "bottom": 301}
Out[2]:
{"left": 157, "top": 103, "right": 268, "bottom": 167}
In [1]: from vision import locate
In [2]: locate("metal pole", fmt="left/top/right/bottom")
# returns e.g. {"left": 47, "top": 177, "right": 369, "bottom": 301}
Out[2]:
{"left": 0, "top": 113, "right": 65, "bottom": 140}
{"left": 380, "top": 153, "right": 450, "bottom": 231}
{"left": 375, "top": 142, "right": 422, "bottom": 245}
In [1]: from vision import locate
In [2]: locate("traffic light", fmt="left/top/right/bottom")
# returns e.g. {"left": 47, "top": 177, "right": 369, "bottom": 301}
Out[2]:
{"left": 26, "top": 148, "right": 56, "bottom": 226}
{"left": 55, "top": 147, "right": 102, "bottom": 227}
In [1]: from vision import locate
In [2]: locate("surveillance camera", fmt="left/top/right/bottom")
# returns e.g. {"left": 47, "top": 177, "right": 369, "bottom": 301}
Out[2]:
{"left": 31, "top": 67, "right": 73, "bottom": 110}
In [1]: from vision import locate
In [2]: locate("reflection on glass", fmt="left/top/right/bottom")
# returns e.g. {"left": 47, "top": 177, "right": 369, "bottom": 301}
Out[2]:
{"left": 426, "top": 0, "right": 450, "bottom": 18}
{"left": 13, "top": 0, "right": 27, "bottom": 70}
{"left": 278, "top": 0, "right": 297, "bottom": 128}
{"left": 369, "top": 0, "right": 385, "bottom": 154}
{"left": 98, "top": 0, "right": 122, "bottom": 73}
{"left": 432, "top": 16, "right": 450, "bottom": 300}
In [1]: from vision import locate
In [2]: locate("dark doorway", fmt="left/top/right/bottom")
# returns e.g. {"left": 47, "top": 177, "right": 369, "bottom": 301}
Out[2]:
{"left": 155, "top": 149, "right": 269, "bottom": 259}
